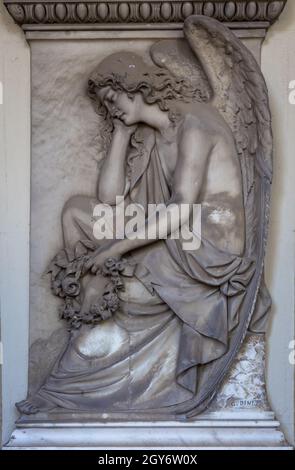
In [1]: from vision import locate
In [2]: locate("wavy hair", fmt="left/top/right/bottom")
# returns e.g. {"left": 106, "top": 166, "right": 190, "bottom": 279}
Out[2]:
{"left": 87, "top": 52, "right": 208, "bottom": 160}
{"left": 88, "top": 51, "right": 208, "bottom": 123}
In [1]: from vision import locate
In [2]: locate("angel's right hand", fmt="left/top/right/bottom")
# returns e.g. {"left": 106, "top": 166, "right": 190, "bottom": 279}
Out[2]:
{"left": 113, "top": 118, "right": 137, "bottom": 137}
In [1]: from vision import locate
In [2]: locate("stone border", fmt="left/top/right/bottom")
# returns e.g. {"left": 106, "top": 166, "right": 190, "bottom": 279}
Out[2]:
{"left": 4, "top": 1, "right": 287, "bottom": 29}
{"left": 4, "top": 414, "right": 290, "bottom": 449}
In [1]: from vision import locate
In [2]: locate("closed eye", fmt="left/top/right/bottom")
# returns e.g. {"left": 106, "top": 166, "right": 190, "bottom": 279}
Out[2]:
{"left": 105, "top": 90, "right": 118, "bottom": 103}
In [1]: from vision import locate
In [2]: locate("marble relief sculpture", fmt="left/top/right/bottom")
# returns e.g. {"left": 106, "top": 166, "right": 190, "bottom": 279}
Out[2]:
{"left": 17, "top": 15, "right": 273, "bottom": 418}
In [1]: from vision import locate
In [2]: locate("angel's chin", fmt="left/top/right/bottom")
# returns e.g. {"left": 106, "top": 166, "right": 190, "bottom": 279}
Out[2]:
{"left": 121, "top": 115, "right": 129, "bottom": 124}
{"left": 122, "top": 114, "right": 137, "bottom": 126}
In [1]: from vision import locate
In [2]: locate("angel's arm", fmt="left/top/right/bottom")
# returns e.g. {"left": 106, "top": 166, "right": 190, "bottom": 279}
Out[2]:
{"left": 97, "top": 123, "right": 133, "bottom": 204}
{"left": 119, "top": 125, "right": 213, "bottom": 248}
{"left": 87, "top": 122, "right": 214, "bottom": 271}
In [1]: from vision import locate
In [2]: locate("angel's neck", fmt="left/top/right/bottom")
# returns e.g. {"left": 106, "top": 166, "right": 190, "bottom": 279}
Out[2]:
{"left": 139, "top": 103, "right": 171, "bottom": 133}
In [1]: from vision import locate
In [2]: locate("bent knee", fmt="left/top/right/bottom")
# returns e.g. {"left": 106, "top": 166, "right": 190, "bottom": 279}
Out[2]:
{"left": 63, "top": 195, "right": 83, "bottom": 215}
{"left": 75, "top": 320, "right": 129, "bottom": 358}
{"left": 62, "top": 195, "right": 92, "bottom": 222}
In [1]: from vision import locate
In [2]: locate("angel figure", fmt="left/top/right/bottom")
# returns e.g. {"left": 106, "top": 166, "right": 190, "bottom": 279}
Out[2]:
{"left": 17, "top": 16, "right": 272, "bottom": 418}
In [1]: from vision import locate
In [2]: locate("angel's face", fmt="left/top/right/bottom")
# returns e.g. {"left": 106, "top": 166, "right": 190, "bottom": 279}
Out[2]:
{"left": 96, "top": 86, "right": 143, "bottom": 126}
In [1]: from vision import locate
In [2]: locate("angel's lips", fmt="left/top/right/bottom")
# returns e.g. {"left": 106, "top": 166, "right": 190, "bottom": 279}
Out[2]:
{"left": 109, "top": 105, "right": 120, "bottom": 117}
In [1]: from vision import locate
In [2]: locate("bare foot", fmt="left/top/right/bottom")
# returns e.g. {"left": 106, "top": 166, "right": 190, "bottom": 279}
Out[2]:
{"left": 16, "top": 399, "right": 40, "bottom": 415}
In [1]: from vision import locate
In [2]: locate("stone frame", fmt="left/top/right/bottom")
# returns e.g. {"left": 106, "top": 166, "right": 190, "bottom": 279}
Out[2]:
{"left": 2, "top": 0, "right": 292, "bottom": 449}
{"left": 4, "top": 1, "right": 287, "bottom": 30}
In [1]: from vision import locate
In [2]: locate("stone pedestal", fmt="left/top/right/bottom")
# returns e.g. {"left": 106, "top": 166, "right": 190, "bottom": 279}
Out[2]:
{"left": 4, "top": 413, "right": 290, "bottom": 450}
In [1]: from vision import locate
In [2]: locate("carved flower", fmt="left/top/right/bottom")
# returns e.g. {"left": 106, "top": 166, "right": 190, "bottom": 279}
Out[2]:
{"left": 61, "top": 276, "right": 81, "bottom": 297}
{"left": 115, "top": 259, "right": 127, "bottom": 272}
{"left": 112, "top": 275, "right": 124, "bottom": 289}
{"left": 105, "top": 257, "right": 117, "bottom": 269}
{"left": 52, "top": 279, "right": 62, "bottom": 296}
{"left": 99, "top": 309, "right": 113, "bottom": 321}
{"left": 104, "top": 292, "right": 120, "bottom": 312}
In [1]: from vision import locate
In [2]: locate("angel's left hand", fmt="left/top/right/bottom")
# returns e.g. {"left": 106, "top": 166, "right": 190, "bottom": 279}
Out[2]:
{"left": 85, "top": 242, "right": 122, "bottom": 274}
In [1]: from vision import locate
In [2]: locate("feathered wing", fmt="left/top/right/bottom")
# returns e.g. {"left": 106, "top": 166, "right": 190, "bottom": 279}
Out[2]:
{"left": 183, "top": 16, "right": 273, "bottom": 415}
{"left": 183, "top": 15, "right": 273, "bottom": 257}
{"left": 151, "top": 16, "right": 273, "bottom": 415}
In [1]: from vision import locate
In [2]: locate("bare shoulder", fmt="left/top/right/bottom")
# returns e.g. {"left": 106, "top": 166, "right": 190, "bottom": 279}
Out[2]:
{"left": 177, "top": 109, "right": 216, "bottom": 150}
{"left": 177, "top": 102, "right": 234, "bottom": 145}
{"left": 175, "top": 110, "right": 217, "bottom": 171}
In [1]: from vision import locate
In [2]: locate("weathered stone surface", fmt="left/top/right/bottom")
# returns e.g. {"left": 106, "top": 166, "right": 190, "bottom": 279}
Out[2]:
{"left": 209, "top": 334, "right": 269, "bottom": 411}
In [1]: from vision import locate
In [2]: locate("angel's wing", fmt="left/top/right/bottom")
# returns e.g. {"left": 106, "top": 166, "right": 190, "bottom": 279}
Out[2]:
{"left": 152, "top": 16, "right": 272, "bottom": 258}
{"left": 184, "top": 15, "right": 272, "bottom": 184}
{"left": 150, "top": 38, "right": 212, "bottom": 103}
{"left": 183, "top": 16, "right": 272, "bottom": 258}
{"left": 151, "top": 16, "right": 273, "bottom": 416}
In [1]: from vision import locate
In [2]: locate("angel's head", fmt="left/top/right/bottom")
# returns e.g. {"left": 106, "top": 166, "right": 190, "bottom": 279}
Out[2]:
{"left": 93, "top": 85, "right": 147, "bottom": 127}
{"left": 88, "top": 51, "right": 199, "bottom": 126}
